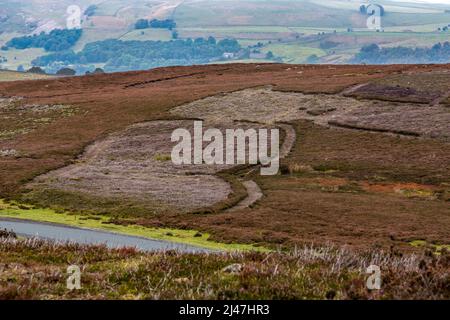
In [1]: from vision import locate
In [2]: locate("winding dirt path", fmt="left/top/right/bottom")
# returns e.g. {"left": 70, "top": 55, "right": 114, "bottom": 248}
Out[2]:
{"left": 431, "top": 89, "right": 450, "bottom": 107}
{"left": 226, "top": 181, "right": 263, "bottom": 212}
{"left": 279, "top": 123, "right": 296, "bottom": 159}
{"left": 226, "top": 123, "right": 296, "bottom": 212}
{"left": 340, "top": 83, "right": 369, "bottom": 96}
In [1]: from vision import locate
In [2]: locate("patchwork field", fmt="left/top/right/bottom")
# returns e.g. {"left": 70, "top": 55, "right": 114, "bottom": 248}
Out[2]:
{"left": 1, "top": 0, "right": 449, "bottom": 71}
{"left": 260, "top": 44, "right": 326, "bottom": 64}
{"left": 0, "top": 48, "right": 47, "bottom": 71}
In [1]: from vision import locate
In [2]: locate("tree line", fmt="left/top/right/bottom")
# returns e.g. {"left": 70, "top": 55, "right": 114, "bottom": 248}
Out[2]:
{"left": 3, "top": 29, "right": 82, "bottom": 52}
{"left": 352, "top": 42, "right": 450, "bottom": 64}
{"left": 32, "top": 37, "right": 243, "bottom": 73}
{"left": 135, "top": 19, "right": 176, "bottom": 30}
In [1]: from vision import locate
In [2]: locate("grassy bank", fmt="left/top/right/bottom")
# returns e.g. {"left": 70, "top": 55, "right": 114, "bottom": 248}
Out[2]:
{"left": 0, "top": 199, "right": 266, "bottom": 252}
{"left": 0, "top": 238, "right": 448, "bottom": 300}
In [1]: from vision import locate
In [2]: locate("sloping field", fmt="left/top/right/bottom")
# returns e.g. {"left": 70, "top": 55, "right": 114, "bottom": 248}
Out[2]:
{"left": 25, "top": 120, "right": 274, "bottom": 215}
{"left": 0, "top": 63, "right": 409, "bottom": 196}
{"left": 348, "top": 70, "right": 450, "bottom": 104}
{"left": 168, "top": 87, "right": 450, "bottom": 249}
{"left": 0, "top": 63, "right": 449, "bottom": 251}
{"left": 173, "top": 88, "right": 450, "bottom": 140}
{"left": 27, "top": 120, "right": 232, "bottom": 214}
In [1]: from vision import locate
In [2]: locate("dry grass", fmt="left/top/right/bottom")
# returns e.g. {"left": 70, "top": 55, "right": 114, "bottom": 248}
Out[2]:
{"left": 347, "top": 70, "right": 450, "bottom": 104}
{"left": 173, "top": 88, "right": 450, "bottom": 140}
{"left": 0, "top": 237, "right": 448, "bottom": 300}
{"left": 0, "top": 64, "right": 435, "bottom": 197}
{"left": 0, "top": 63, "right": 449, "bottom": 253}
{"left": 0, "top": 70, "right": 54, "bottom": 82}
{"left": 0, "top": 98, "right": 78, "bottom": 142}
{"left": 138, "top": 120, "right": 450, "bottom": 250}
{"left": 22, "top": 120, "right": 279, "bottom": 216}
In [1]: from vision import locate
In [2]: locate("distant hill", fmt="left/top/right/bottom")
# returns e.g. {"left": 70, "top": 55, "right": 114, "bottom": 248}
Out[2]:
{"left": 0, "top": 0, "right": 449, "bottom": 72}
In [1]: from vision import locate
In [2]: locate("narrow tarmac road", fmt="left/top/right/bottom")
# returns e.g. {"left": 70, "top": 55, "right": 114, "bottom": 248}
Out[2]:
{"left": 0, "top": 218, "right": 214, "bottom": 253}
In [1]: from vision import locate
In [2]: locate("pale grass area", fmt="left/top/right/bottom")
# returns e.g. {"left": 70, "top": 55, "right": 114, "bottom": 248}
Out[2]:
{"left": 172, "top": 88, "right": 450, "bottom": 140}
{"left": 0, "top": 48, "right": 47, "bottom": 70}
{"left": 0, "top": 70, "right": 54, "bottom": 82}
{"left": 1, "top": 238, "right": 448, "bottom": 299}
{"left": 261, "top": 44, "right": 327, "bottom": 64}
{"left": 29, "top": 120, "right": 233, "bottom": 213}
{"left": 171, "top": 88, "right": 368, "bottom": 126}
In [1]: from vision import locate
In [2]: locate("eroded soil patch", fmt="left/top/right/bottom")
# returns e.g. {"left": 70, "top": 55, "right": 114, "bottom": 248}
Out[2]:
{"left": 172, "top": 88, "right": 450, "bottom": 140}
{"left": 347, "top": 71, "right": 450, "bottom": 104}
{"left": 25, "top": 120, "right": 277, "bottom": 215}
{"left": 26, "top": 120, "right": 234, "bottom": 214}
{"left": 145, "top": 119, "right": 450, "bottom": 249}
{"left": 2, "top": 65, "right": 449, "bottom": 250}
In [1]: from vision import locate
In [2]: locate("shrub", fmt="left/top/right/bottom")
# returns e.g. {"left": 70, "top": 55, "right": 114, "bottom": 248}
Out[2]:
{"left": 5, "top": 29, "right": 82, "bottom": 52}
{"left": 26, "top": 66, "right": 46, "bottom": 74}
{"left": 56, "top": 67, "right": 76, "bottom": 76}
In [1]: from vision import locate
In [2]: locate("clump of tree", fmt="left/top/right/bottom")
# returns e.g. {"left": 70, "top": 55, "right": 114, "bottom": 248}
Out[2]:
{"left": 359, "top": 5, "right": 367, "bottom": 14}
{"left": 135, "top": 18, "right": 176, "bottom": 30}
{"left": 149, "top": 19, "right": 176, "bottom": 29}
{"left": 93, "top": 67, "right": 104, "bottom": 74}
{"left": 32, "top": 37, "right": 243, "bottom": 73}
{"left": 135, "top": 19, "right": 149, "bottom": 29}
{"left": 84, "top": 5, "right": 98, "bottom": 17}
{"left": 5, "top": 29, "right": 82, "bottom": 52}
{"left": 56, "top": 67, "right": 76, "bottom": 76}
{"left": 85, "top": 67, "right": 104, "bottom": 75}
{"left": 352, "top": 42, "right": 450, "bottom": 64}
{"left": 27, "top": 66, "right": 46, "bottom": 74}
